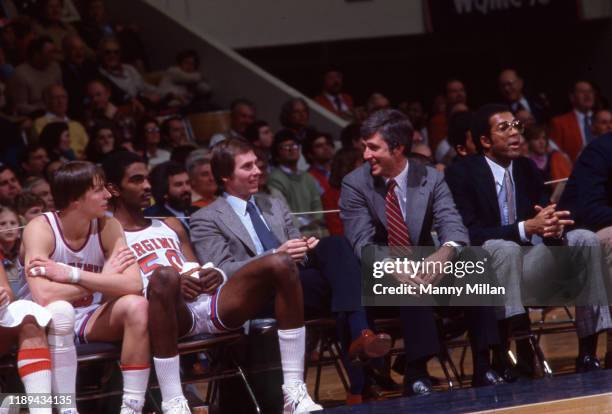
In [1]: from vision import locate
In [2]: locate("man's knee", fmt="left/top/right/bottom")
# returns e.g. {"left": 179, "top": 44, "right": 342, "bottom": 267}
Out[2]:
{"left": 267, "top": 252, "right": 298, "bottom": 283}
{"left": 147, "top": 266, "right": 180, "bottom": 300}
{"left": 45, "top": 300, "right": 75, "bottom": 347}
{"left": 121, "top": 295, "right": 149, "bottom": 327}
{"left": 483, "top": 239, "right": 522, "bottom": 259}
{"left": 567, "top": 229, "right": 600, "bottom": 247}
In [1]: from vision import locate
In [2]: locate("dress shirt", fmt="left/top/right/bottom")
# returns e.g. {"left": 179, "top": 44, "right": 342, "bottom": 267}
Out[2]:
{"left": 224, "top": 193, "right": 271, "bottom": 255}
{"left": 574, "top": 109, "right": 593, "bottom": 147}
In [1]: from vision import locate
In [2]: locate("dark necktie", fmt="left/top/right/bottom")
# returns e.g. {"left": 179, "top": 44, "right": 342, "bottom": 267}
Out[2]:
{"left": 385, "top": 180, "right": 412, "bottom": 256}
{"left": 246, "top": 201, "right": 280, "bottom": 251}
{"left": 584, "top": 114, "right": 593, "bottom": 143}
{"left": 333, "top": 95, "right": 344, "bottom": 112}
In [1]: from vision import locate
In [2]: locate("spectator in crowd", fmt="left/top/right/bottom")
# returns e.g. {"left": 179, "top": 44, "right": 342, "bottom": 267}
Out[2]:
{"left": 0, "top": 205, "right": 21, "bottom": 292}
{"left": 314, "top": 68, "right": 354, "bottom": 119}
{"left": 191, "top": 138, "right": 392, "bottom": 404}
{"left": 549, "top": 80, "right": 596, "bottom": 162}
{"left": 446, "top": 104, "right": 611, "bottom": 377}
{"left": 447, "top": 111, "right": 476, "bottom": 158}
{"left": 244, "top": 119, "right": 274, "bottom": 158}
{"left": 0, "top": 164, "right": 22, "bottom": 206}
{"left": 428, "top": 78, "right": 468, "bottom": 154}
{"left": 7, "top": 35, "right": 61, "bottom": 116}
{"left": 340, "top": 122, "right": 364, "bottom": 152}
{"left": 23, "top": 176, "right": 54, "bottom": 211}
{"left": 400, "top": 99, "right": 429, "bottom": 146}
{"left": 498, "top": 69, "right": 547, "bottom": 122}
{"left": 85, "top": 122, "right": 116, "bottom": 164}
{"left": 38, "top": 121, "right": 76, "bottom": 162}
{"left": 340, "top": 109, "right": 501, "bottom": 394}
{"left": 77, "top": 0, "right": 148, "bottom": 69}
{"left": 15, "top": 191, "right": 46, "bottom": 222}
{"left": 591, "top": 108, "right": 612, "bottom": 138}
{"left": 84, "top": 78, "right": 133, "bottom": 129}
{"left": 0, "top": 16, "right": 36, "bottom": 67}
{"left": 209, "top": 98, "right": 256, "bottom": 146}
{"left": 268, "top": 129, "right": 326, "bottom": 236}
{"left": 134, "top": 117, "right": 169, "bottom": 169}
{"left": 279, "top": 97, "right": 313, "bottom": 142}
{"left": 159, "top": 49, "right": 211, "bottom": 110}
{"left": 61, "top": 34, "right": 97, "bottom": 119}
{"left": 97, "top": 36, "right": 160, "bottom": 109}
{"left": 144, "top": 161, "right": 197, "bottom": 235}
{"left": 170, "top": 144, "right": 197, "bottom": 166}
{"left": 303, "top": 130, "right": 335, "bottom": 195}
{"left": 161, "top": 116, "right": 189, "bottom": 150}
{"left": 434, "top": 102, "right": 469, "bottom": 165}
{"left": 515, "top": 108, "right": 536, "bottom": 129}
{"left": 186, "top": 149, "right": 217, "bottom": 209}
{"left": 32, "top": 84, "right": 89, "bottom": 158}
{"left": 322, "top": 147, "right": 362, "bottom": 236}
{"left": 19, "top": 143, "right": 49, "bottom": 178}
{"left": 525, "top": 124, "right": 572, "bottom": 186}
{"left": 43, "top": 159, "right": 64, "bottom": 182}
{"left": 32, "top": 0, "right": 81, "bottom": 61}
{"left": 366, "top": 92, "right": 391, "bottom": 115}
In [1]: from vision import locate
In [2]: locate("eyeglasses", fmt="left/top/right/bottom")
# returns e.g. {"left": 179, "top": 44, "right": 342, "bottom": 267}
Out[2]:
{"left": 279, "top": 143, "right": 299, "bottom": 151}
{"left": 495, "top": 120, "right": 524, "bottom": 134}
{"left": 145, "top": 127, "right": 160, "bottom": 133}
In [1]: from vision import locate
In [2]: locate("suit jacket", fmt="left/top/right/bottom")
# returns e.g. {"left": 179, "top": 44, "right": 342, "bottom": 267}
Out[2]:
{"left": 339, "top": 161, "right": 469, "bottom": 259}
{"left": 314, "top": 93, "right": 354, "bottom": 116}
{"left": 189, "top": 195, "right": 301, "bottom": 277}
{"left": 558, "top": 133, "right": 612, "bottom": 232}
{"left": 507, "top": 95, "right": 548, "bottom": 123}
{"left": 549, "top": 111, "right": 584, "bottom": 162}
{"left": 445, "top": 155, "right": 547, "bottom": 246}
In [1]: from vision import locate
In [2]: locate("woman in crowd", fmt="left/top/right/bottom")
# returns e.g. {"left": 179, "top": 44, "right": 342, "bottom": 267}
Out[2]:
{"left": 134, "top": 116, "right": 170, "bottom": 168}
{"left": 85, "top": 123, "right": 117, "bottom": 164}
{"left": 0, "top": 206, "right": 22, "bottom": 293}
{"left": 38, "top": 122, "right": 76, "bottom": 162}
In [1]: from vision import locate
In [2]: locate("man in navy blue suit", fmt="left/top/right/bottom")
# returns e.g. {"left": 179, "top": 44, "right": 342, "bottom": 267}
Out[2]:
{"left": 446, "top": 104, "right": 611, "bottom": 377}
{"left": 498, "top": 69, "right": 548, "bottom": 123}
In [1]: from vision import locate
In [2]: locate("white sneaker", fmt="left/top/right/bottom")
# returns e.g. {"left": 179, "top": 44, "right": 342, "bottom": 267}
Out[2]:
{"left": 119, "top": 398, "right": 144, "bottom": 414}
{"left": 162, "top": 396, "right": 191, "bottom": 414}
{"left": 60, "top": 410, "right": 79, "bottom": 414}
{"left": 282, "top": 381, "right": 323, "bottom": 414}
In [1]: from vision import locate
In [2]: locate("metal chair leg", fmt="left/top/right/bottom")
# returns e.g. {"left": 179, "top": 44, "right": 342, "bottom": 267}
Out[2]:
{"left": 236, "top": 364, "right": 262, "bottom": 414}
{"left": 330, "top": 340, "right": 350, "bottom": 393}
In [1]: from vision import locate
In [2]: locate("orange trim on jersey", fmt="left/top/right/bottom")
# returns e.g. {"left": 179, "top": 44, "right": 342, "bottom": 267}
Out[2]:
{"left": 18, "top": 361, "right": 52, "bottom": 377}
{"left": 17, "top": 348, "right": 51, "bottom": 361}
{"left": 120, "top": 364, "right": 151, "bottom": 371}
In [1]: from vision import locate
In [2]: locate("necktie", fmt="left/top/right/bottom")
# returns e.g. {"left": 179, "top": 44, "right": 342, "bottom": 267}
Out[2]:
{"left": 385, "top": 180, "right": 412, "bottom": 253}
{"left": 498, "top": 169, "right": 516, "bottom": 225}
{"left": 333, "top": 95, "right": 344, "bottom": 112}
{"left": 246, "top": 202, "right": 280, "bottom": 251}
{"left": 584, "top": 114, "right": 593, "bottom": 143}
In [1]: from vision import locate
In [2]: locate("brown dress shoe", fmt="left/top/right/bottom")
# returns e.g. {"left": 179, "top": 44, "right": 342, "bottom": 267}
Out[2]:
{"left": 348, "top": 329, "right": 392, "bottom": 360}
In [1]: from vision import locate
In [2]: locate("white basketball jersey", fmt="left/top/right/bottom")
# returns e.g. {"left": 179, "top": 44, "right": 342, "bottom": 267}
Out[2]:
{"left": 18, "top": 212, "right": 105, "bottom": 309}
{"left": 125, "top": 219, "right": 186, "bottom": 291}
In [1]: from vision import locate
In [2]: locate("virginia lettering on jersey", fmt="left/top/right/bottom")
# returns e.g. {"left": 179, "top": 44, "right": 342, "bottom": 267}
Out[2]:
{"left": 68, "top": 262, "right": 103, "bottom": 273}
{"left": 130, "top": 237, "right": 181, "bottom": 256}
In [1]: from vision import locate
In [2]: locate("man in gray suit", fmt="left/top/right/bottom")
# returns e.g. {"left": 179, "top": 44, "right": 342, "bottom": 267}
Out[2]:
{"left": 190, "top": 138, "right": 392, "bottom": 404}
{"left": 339, "top": 109, "right": 501, "bottom": 394}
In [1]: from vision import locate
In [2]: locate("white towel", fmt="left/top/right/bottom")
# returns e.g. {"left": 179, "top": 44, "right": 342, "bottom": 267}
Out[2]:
{"left": 0, "top": 300, "right": 51, "bottom": 328}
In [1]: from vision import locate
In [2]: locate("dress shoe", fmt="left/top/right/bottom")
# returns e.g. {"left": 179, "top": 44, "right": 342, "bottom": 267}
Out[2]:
{"left": 576, "top": 355, "right": 602, "bottom": 373}
{"left": 346, "top": 393, "right": 363, "bottom": 405}
{"left": 402, "top": 377, "right": 433, "bottom": 397}
{"left": 348, "top": 330, "right": 392, "bottom": 361}
{"left": 365, "top": 366, "right": 401, "bottom": 392}
{"left": 472, "top": 369, "right": 505, "bottom": 387}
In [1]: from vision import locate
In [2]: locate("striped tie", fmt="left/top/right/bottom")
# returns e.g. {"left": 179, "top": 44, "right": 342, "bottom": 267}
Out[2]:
{"left": 386, "top": 180, "right": 412, "bottom": 257}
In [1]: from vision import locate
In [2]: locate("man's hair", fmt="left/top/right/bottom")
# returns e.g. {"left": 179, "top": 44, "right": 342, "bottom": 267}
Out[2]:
{"left": 244, "top": 120, "right": 269, "bottom": 144}
{"left": 175, "top": 49, "right": 199, "bottom": 68}
{"left": 170, "top": 144, "right": 197, "bottom": 166}
{"left": 39, "top": 122, "right": 69, "bottom": 155}
{"left": 229, "top": 98, "right": 255, "bottom": 113}
{"left": 302, "top": 130, "right": 333, "bottom": 163}
{"left": 160, "top": 115, "right": 183, "bottom": 138}
{"left": 0, "top": 164, "right": 18, "bottom": 180}
{"left": 51, "top": 161, "right": 105, "bottom": 210}
{"left": 271, "top": 129, "right": 298, "bottom": 164}
{"left": 149, "top": 161, "right": 187, "bottom": 205}
{"left": 279, "top": 97, "right": 308, "bottom": 129}
{"left": 210, "top": 138, "right": 254, "bottom": 194}
{"left": 15, "top": 191, "right": 46, "bottom": 216}
{"left": 570, "top": 79, "right": 594, "bottom": 94}
{"left": 102, "top": 150, "right": 145, "bottom": 187}
{"left": 27, "top": 35, "right": 54, "bottom": 60}
{"left": 524, "top": 124, "right": 547, "bottom": 142}
{"left": 185, "top": 149, "right": 211, "bottom": 176}
{"left": 470, "top": 104, "right": 511, "bottom": 154}
{"left": 87, "top": 77, "right": 112, "bottom": 92}
{"left": 448, "top": 111, "right": 473, "bottom": 150}
{"left": 360, "top": 109, "right": 413, "bottom": 156}
{"left": 19, "top": 143, "right": 46, "bottom": 166}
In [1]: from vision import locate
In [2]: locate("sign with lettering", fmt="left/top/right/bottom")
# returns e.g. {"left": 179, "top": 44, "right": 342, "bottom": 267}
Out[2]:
{"left": 424, "top": 0, "right": 580, "bottom": 33}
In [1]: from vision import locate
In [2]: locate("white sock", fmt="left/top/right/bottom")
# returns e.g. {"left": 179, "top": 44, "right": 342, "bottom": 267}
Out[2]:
{"left": 153, "top": 355, "right": 184, "bottom": 403}
{"left": 46, "top": 301, "right": 77, "bottom": 412}
{"left": 277, "top": 326, "right": 306, "bottom": 387}
{"left": 17, "top": 347, "right": 52, "bottom": 414}
{"left": 121, "top": 365, "right": 150, "bottom": 410}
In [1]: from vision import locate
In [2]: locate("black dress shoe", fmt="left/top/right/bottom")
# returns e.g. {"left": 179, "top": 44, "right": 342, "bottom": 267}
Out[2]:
{"left": 403, "top": 377, "right": 433, "bottom": 397}
{"left": 472, "top": 369, "right": 505, "bottom": 387}
{"left": 365, "top": 367, "right": 401, "bottom": 392}
{"left": 576, "top": 355, "right": 602, "bottom": 373}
